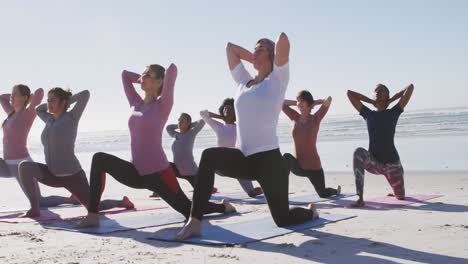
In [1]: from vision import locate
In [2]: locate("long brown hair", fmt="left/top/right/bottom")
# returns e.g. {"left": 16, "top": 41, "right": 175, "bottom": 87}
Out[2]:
{"left": 48, "top": 87, "right": 72, "bottom": 110}
{"left": 2, "top": 84, "right": 31, "bottom": 128}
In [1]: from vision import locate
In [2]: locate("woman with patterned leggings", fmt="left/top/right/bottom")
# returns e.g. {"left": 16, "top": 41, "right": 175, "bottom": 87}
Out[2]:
{"left": 347, "top": 83, "right": 414, "bottom": 207}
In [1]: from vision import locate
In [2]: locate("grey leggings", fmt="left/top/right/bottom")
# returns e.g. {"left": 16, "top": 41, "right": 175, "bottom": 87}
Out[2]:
{"left": 19, "top": 161, "right": 89, "bottom": 209}
{"left": 1, "top": 159, "right": 69, "bottom": 207}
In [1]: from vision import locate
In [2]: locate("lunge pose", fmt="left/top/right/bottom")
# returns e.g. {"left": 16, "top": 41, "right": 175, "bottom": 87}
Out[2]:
{"left": 282, "top": 91, "right": 340, "bottom": 198}
{"left": 200, "top": 98, "right": 262, "bottom": 197}
{"left": 347, "top": 83, "right": 414, "bottom": 207}
{"left": 79, "top": 64, "right": 234, "bottom": 227}
{"left": 149, "top": 113, "right": 216, "bottom": 197}
{"left": 19, "top": 88, "right": 129, "bottom": 217}
{"left": 176, "top": 33, "right": 319, "bottom": 240}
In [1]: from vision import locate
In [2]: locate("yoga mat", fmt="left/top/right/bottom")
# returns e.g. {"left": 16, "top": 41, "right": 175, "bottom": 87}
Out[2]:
{"left": 148, "top": 212, "right": 355, "bottom": 246}
{"left": 0, "top": 204, "right": 168, "bottom": 223}
{"left": 42, "top": 211, "right": 230, "bottom": 234}
{"left": 43, "top": 212, "right": 186, "bottom": 234}
{"left": 342, "top": 194, "right": 444, "bottom": 209}
{"left": 288, "top": 193, "right": 355, "bottom": 205}
{"left": 211, "top": 192, "right": 354, "bottom": 205}
{"left": 0, "top": 204, "right": 80, "bottom": 214}
{"left": 210, "top": 192, "right": 265, "bottom": 202}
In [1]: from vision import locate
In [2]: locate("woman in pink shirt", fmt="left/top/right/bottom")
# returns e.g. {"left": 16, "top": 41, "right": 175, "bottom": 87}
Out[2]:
{"left": 282, "top": 90, "right": 340, "bottom": 198}
{"left": 79, "top": 64, "right": 235, "bottom": 228}
{"left": 1, "top": 84, "right": 74, "bottom": 207}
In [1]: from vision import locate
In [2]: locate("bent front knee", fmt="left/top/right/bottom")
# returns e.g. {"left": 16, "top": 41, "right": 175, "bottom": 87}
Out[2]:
{"left": 272, "top": 216, "right": 290, "bottom": 227}
{"left": 353, "top": 147, "right": 367, "bottom": 157}
{"left": 18, "top": 161, "right": 38, "bottom": 179}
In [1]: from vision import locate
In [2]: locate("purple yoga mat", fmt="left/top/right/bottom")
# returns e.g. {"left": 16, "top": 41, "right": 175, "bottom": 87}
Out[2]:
{"left": 343, "top": 194, "right": 443, "bottom": 209}
{"left": 0, "top": 203, "right": 168, "bottom": 223}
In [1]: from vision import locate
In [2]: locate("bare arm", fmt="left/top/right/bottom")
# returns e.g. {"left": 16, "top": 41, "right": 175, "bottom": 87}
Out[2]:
{"left": 347, "top": 90, "right": 375, "bottom": 112}
{"left": 315, "top": 96, "right": 332, "bottom": 122}
{"left": 283, "top": 99, "right": 296, "bottom": 106}
{"left": 312, "top": 99, "right": 325, "bottom": 106}
{"left": 226, "top": 43, "right": 254, "bottom": 70}
{"left": 275, "top": 32, "right": 290, "bottom": 67}
{"left": 282, "top": 100, "right": 299, "bottom": 121}
{"left": 207, "top": 111, "right": 223, "bottom": 120}
{"left": 392, "top": 84, "right": 414, "bottom": 110}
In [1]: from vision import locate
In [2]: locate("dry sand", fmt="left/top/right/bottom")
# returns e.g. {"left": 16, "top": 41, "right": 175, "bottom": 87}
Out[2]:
{"left": 0, "top": 170, "right": 467, "bottom": 264}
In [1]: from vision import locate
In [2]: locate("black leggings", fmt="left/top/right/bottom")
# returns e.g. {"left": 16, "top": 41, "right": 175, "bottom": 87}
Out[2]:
{"left": 170, "top": 163, "right": 196, "bottom": 188}
{"left": 191, "top": 148, "right": 314, "bottom": 227}
{"left": 88, "top": 152, "right": 225, "bottom": 219}
{"left": 283, "top": 153, "right": 338, "bottom": 198}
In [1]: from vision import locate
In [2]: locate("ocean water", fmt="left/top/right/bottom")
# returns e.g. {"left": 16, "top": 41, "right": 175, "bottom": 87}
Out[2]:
{"left": 2, "top": 106, "right": 468, "bottom": 172}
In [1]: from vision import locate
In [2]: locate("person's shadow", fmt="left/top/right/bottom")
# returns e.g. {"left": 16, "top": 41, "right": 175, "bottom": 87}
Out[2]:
{"left": 321, "top": 196, "right": 468, "bottom": 213}
{"left": 248, "top": 228, "right": 468, "bottom": 264}
{"left": 146, "top": 218, "right": 468, "bottom": 264}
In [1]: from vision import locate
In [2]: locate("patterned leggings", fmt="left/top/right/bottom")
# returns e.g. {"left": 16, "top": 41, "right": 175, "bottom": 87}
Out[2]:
{"left": 353, "top": 147, "right": 405, "bottom": 199}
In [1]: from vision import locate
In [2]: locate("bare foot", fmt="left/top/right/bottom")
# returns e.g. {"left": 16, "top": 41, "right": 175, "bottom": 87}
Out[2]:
{"left": 78, "top": 213, "right": 100, "bottom": 228}
{"left": 211, "top": 187, "right": 218, "bottom": 194}
{"left": 222, "top": 199, "right": 236, "bottom": 213}
{"left": 121, "top": 196, "right": 135, "bottom": 209}
{"left": 307, "top": 203, "right": 319, "bottom": 219}
{"left": 350, "top": 199, "right": 365, "bottom": 208}
{"left": 175, "top": 217, "right": 201, "bottom": 240}
{"left": 336, "top": 185, "right": 342, "bottom": 195}
{"left": 248, "top": 187, "right": 264, "bottom": 197}
{"left": 22, "top": 208, "right": 40, "bottom": 218}
{"left": 149, "top": 192, "right": 160, "bottom": 198}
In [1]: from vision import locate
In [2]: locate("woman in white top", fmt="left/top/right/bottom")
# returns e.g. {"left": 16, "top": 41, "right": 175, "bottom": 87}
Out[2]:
{"left": 199, "top": 98, "right": 262, "bottom": 197}
{"left": 176, "top": 33, "right": 318, "bottom": 240}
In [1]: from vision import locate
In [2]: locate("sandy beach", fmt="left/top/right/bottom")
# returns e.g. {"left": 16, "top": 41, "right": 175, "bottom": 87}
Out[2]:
{"left": 1, "top": 169, "right": 467, "bottom": 264}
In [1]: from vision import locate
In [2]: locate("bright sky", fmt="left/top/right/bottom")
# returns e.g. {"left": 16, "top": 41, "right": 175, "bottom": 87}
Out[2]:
{"left": 1, "top": 0, "right": 467, "bottom": 132}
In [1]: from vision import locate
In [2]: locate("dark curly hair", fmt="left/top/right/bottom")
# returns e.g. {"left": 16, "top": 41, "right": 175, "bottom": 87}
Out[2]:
{"left": 218, "top": 98, "right": 236, "bottom": 121}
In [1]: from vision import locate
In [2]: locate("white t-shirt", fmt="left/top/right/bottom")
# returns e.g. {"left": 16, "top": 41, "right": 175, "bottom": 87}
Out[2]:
{"left": 200, "top": 110, "right": 237, "bottom": 148}
{"left": 231, "top": 62, "right": 289, "bottom": 156}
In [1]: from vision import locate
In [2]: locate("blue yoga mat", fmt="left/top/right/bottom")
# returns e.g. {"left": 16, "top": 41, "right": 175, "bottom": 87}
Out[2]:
{"left": 0, "top": 204, "right": 80, "bottom": 214}
{"left": 210, "top": 192, "right": 265, "bottom": 202}
{"left": 288, "top": 193, "right": 355, "bottom": 205}
{"left": 43, "top": 212, "right": 186, "bottom": 234}
{"left": 148, "top": 212, "right": 355, "bottom": 246}
{"left": 42, "top": 210, "right": 237, "bottom": 234}
{"left": 210, "top": 192, "right": 354, "bottom": 205}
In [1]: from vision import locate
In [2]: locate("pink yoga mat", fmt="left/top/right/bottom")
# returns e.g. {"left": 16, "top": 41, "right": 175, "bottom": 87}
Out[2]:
{"left": 343, "top": 194, "right": 443, "bottom": 209}
{"left": 0, "top": 204, "right": 169, "bottom": 223}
